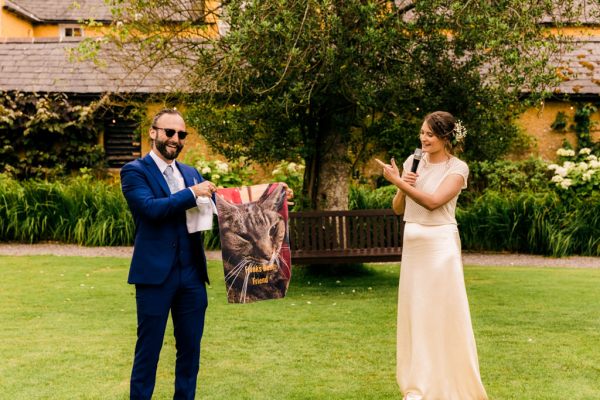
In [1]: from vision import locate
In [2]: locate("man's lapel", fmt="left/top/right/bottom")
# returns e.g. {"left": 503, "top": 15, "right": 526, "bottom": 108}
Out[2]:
{"left": 142, "top": 154, "right": 170, "bottom": 196}
{"left": 177, "top": 161, "right": 195, "bottom": 188}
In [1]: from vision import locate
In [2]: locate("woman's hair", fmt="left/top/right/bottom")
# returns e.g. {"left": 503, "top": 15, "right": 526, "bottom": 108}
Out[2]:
{"left": 424, "top": 111, "right": 455, "bottom": 141}
{"left": 423, "top": 111, "right": 462, "bottom": 153}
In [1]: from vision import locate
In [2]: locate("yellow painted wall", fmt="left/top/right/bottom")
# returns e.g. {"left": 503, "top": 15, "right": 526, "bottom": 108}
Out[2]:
{"left": 1, "top": 8, "right": 33, "bottom": 38}
{"left": 32, "top": 24, "right": 59, "bottom": 37}
{"left": 549, "top": 26, "right": 600, "bottom": 36}
{"left": 516, "top": 101, "right": 600, "bottom": 161}
{"left": 205, "top": 0, "right": 220, "bottom": 24}
{"left": 0, "top": 6, "right": 106, "bottom": 39}
{"left": 33, "top": 24, "right": 104, "bottom": 38}
{"left": 84, "top": 26, "right": 106, "bottom": 38}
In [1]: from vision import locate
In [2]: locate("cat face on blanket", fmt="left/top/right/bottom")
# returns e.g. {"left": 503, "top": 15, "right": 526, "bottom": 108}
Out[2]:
{"left": 217, "top": 184, "right": 289, "bottom": 303}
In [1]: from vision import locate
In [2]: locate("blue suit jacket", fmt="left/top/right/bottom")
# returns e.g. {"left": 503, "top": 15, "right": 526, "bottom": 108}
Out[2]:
{"left": 121, "top": 154, "right": 209, "bottom": 285}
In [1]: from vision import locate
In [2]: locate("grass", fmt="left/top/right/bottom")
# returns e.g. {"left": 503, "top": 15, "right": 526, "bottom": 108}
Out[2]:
{"left": 1, "top": 257, "right": 599, "bottom": 399}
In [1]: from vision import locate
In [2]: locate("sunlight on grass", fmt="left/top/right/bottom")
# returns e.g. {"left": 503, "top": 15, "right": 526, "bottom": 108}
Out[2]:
{"left": 0, "top": 256, "right": 599, "bottom": 399}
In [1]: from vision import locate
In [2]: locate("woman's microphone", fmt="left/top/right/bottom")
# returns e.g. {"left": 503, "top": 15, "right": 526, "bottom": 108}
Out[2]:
{"left": 411, "top": 148, "right": 422, "bottom": 173}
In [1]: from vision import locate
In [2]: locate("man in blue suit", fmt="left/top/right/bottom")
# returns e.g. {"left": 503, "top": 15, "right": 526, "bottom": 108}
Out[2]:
{"left": 121, "top": 108, "right": 217, "bottom": 400}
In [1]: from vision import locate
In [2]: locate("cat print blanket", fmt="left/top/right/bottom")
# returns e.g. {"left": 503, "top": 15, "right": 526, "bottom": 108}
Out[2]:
{"left": 215, "top": 183, "right": 292, "bottom": 304}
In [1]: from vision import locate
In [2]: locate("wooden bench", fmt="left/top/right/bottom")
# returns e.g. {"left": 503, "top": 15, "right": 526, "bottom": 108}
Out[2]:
{"left": 288, "top": 209, "right": 404, "bottom": 264}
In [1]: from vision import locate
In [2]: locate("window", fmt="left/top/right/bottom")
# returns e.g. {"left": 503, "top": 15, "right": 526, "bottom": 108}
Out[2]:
{"left": 60, "top": 25, "right": 84, "bottom": 39}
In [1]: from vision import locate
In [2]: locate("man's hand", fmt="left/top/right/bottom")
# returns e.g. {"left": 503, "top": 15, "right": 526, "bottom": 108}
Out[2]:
{"left": 191, "top": 181, "right": 217, "bottom": 198}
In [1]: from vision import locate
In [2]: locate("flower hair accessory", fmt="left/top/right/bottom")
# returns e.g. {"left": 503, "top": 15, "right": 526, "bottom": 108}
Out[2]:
{"left": 452, "top": 120, "right": 467, "bottom": 145}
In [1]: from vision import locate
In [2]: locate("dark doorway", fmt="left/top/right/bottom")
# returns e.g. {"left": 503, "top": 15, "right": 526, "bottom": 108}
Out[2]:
{"left": 103, "top": 108, "right": 141, "bottom": 168}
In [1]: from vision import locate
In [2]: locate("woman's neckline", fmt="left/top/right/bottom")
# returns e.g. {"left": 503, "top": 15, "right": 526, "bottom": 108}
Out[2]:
{"left": 425, "top": 153, "right": 452, "bottom": 165}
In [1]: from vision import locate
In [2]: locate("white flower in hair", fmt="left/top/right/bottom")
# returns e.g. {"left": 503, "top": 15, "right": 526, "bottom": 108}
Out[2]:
{"left": 453, "top": 120, "right": 467, "bottom": 143}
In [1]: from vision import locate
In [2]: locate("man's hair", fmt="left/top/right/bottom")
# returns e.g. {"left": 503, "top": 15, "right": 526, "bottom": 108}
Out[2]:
{"left": 151, "top": 108, "right": 183, "bottom": 127}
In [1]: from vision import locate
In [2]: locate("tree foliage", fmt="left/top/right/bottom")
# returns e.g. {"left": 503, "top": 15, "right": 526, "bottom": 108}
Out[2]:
{"left": 92, "top": 0, "right": 579, "bottom": 209}
{"left": 0, "top": 92, "right": 106, "bottom": 179}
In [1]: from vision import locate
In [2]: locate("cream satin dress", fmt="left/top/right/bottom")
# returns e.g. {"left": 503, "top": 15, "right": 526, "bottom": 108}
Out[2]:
{"left": 397, "top": 155, "right": 488, "bottom": 400}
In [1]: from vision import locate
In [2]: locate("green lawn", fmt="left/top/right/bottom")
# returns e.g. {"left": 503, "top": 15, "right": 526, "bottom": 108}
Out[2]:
{"left": 1, "top": 256, "right": 599, "bottom": 399}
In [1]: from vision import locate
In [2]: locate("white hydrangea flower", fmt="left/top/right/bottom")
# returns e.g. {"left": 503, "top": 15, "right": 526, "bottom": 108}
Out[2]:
{"left": 587, "top": 155, "right": 598, "bottom": 162}
{"left": 551, "top": 175, "right": 564, "bottom": 183}
{"left": 579, "top": 148, "right": 592, "bottom": 155}
{"left": 559, "top": 178, "right": 573, "bottom": 189}
{"left": 556, "top": 148, "right": 575, "bottom": 157}
{"left": 547, "top": 164, "right": 559, "bottom": 170}
{"left": 272, "top": 168, "right": 282, "bottom": 176}
{"left": 589, "top": 160, "right": 600, "bottom": 169}
{"left": 201, "top": 166, "right": 212, "bottom": 175}
{"left": 215, "top": 161, "right": 229, "bottom": 173}
{"left": 582, "top": 170, "right": 594, "bottom": 182}
{"left": 555, "top": 166, "right": 568, "bottom": 177}
{"left": 287, "top": 162, "right": 298, "bottom": 173}
{"left": 578, "top": 162, "right": 589, "bottom": 171}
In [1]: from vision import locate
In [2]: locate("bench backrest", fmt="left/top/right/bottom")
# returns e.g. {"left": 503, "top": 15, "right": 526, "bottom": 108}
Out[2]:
{"left": 288, "top": 209, "right": 404, "bottom": 252}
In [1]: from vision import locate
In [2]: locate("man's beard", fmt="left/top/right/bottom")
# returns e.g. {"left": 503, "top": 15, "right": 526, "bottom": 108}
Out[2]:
{"left": 155, "top": 137, "right": 183, "bottom": 160}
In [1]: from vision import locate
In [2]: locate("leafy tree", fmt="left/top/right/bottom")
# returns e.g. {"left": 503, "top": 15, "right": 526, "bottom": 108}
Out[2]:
{"left": 0, "top": 92, "right": 106, "bottom": 179}
{"left": 91, "top": 0, "right": 579, "bottom": 209}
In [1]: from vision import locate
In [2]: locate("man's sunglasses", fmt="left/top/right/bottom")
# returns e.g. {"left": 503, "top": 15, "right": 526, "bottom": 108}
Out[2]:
{"left": 152, "top": 126, "right": 188, "bottom": 140}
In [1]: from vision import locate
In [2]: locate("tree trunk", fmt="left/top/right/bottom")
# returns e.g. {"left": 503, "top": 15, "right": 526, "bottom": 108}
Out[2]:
{"left": 304, "top": 123, "right": 351, "bottom": 211}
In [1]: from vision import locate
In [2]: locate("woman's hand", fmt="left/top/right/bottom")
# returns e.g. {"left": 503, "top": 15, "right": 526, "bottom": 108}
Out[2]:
{"left": 375, "top": 158, "right": 418, "bottom": 188}
{"left": 375, "top": 158, "right": 402, "bottom": 185}
{"left": 402, "top": 171, "right": 418, "bottom": 186}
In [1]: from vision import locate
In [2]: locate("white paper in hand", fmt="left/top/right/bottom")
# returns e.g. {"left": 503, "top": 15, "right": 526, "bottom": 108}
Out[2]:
{"left": 186, "top": 196, "right": 217, "bottom": 233}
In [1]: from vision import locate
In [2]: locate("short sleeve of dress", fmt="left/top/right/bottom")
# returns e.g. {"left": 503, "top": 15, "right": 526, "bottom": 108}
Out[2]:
{"left": 447, "top": 159, "right": 469, "bottom": 189}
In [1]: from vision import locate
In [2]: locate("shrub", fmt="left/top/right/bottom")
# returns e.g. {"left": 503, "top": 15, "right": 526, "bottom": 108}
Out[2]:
{"left": 0, "top": 92, "right": 106, "bottom": 179}
{"left": 184, "top": 150, "right": 256, "bottom": 188}
{"left": 548, "top": 147, "right": 599, "bottom": 201}
{"left": 0, "top": 172, "right": 133, "bottom": 245}
{"left": 349, "top": 184, "right": 396, "bottom": 210}
{"left": 270, "top": 160, "right": 305, "bottom": 206}
{"left": 458, "top": 190, "right": 599, "bottom": 256}
{"left": 465, "top": 157, "right": 552, "bottom": 204}
{"left": 0, "top": 173, "right": 224, "bottom": 249}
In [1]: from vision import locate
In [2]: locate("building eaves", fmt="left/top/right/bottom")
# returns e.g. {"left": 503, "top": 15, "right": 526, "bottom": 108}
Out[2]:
{"left": 5, "top": 0, "right": 113, "bottom": 23}
{"left": 3, "top": 0, "right": 42, "bottom": 23}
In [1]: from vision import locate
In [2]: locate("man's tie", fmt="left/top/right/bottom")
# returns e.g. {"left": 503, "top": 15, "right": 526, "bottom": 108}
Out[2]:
{"left": 164, "top": 165, "right": 182, "bottom": 194}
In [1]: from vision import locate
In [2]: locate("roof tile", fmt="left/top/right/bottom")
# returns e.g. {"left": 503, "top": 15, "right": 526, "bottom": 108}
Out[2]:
{"left": 0, "top": 41, "right": 186, "bottom": 94}
{"left": 7, "top": 0, "right": 113, "bottom": 22}
{"left": 4, "top": 37, "right": 600, "bottom": 96}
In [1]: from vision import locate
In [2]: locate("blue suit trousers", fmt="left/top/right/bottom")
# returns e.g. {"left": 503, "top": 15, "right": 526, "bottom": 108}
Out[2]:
{"left": 130, "top": 262, "right": 208, "bottom": 400}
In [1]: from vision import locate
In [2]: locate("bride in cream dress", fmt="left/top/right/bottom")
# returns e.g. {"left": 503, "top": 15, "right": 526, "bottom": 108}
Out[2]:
{"left": 377, "top": 111, "right": 488, "bottom": 400}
